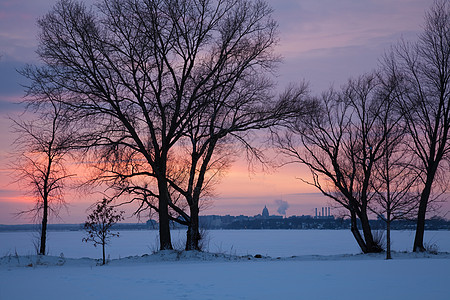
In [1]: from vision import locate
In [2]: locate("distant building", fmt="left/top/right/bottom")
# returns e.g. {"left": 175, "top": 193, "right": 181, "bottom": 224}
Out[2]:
{"left": 315, "top": 207, "right": 333, "bottom": 219}
{"left": 262, "top": 205, "right": 269, "bottom": 219}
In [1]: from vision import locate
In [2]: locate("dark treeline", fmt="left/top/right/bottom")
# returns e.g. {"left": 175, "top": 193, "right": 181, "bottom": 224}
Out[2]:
{"left": 11, "top": 0, "right": 449, "bottom": 259}
{"left": 2, "top": 215, "right": 450, "bottom": 232}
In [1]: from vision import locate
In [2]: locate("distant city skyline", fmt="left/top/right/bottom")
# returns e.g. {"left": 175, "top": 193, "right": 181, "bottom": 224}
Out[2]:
{"left": 0, "top": 0, "right": 442, "bottom": 224}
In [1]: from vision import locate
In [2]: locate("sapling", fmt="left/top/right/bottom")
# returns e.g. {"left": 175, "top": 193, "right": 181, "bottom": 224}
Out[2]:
{"left": 83, "top": 198, "right": 124, "bottom": 265}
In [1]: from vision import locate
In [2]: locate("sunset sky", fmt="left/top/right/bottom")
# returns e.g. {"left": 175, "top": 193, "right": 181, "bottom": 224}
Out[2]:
{"left": 0, "top": 0, "right": 437, "bottom": 224}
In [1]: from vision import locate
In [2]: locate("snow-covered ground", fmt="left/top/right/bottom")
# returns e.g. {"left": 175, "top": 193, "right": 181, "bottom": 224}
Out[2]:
{"left": 1, "top": 229, "right": 449, "bottom": 258}
{"left": 1, "top": 230, "right": 449, "bottom": 300}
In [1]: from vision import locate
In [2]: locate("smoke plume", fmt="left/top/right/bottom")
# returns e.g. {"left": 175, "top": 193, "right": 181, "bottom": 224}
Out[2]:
{"left": 275, "top": 199, "right": 289, "bottom": 216}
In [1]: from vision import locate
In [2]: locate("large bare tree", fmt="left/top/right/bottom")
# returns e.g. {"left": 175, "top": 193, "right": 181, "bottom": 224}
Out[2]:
{"left": 384, "top": 0, "right": 450, "bottom": 252}
{"left": 22, "top": 0, "right": 282, "bottom": 250}
{"left": 95, "top": 27, "right": 305, "bottom": 252}
{"left": 275, "top": 74, "right": 404, "bottom": 253}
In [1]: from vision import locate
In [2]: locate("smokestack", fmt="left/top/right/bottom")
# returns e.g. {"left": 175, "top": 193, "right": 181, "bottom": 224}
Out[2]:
{"left": 322, "top": 207, "right": 324, "bottom": 217}
{"left": 315, "top": 208, "right": 317, "bottom": 218}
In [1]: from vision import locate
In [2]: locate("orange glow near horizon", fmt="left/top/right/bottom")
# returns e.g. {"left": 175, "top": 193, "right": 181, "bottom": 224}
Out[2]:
{"left": 215, "top": 160, "right": 316, "bottom": 198}
{"left": 0, "top": 151, "right": 324, "bottom": 224}
{"left": 0, "top": 193, "right": 35, "bottom": 204}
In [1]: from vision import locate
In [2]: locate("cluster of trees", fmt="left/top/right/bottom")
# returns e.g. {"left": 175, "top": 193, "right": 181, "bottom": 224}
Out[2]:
{"left": 275, "top": 0, "right": 450, "bottom": 258}
{"left": 12, "top": 0, "right": 449, "bottom": 259}
{"left": 14, "top": 0, "right": 307, "bottom": 253}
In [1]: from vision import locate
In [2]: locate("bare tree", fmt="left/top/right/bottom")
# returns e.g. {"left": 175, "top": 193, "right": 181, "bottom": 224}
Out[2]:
{"left": 11, "top": 98, "right": 74, "bottom": 255}
{"left": 167, "top": 77, "right": 305, "bottom": 250}
{"left": 83, "top": 198, "right": 124, "bottom": 265}
{"left": 103, "top": 53, "right": 305, "bottom": 252}
{"left": 384, "top": 0, "right": 450, "bottom": 252}
{"left": 369, "top": 86, "right": 420, "bottom": 259}
{"left": 22, "top": 0, "right": 282, "bottom": 250}
{"left": 275, "top": 74, "right": 405, "bottom": 253}
{"left": 370, "top": 149, "right": 420, "bottom": 259}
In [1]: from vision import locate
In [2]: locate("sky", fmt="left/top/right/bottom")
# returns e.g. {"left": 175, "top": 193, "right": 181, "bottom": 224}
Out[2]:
{"left": 0, "top": 0, "right": 439, "bottom": 224}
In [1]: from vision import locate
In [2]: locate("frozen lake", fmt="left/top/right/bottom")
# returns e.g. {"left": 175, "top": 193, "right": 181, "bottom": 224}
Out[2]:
{"left": 1, "top": 229, "right": 450, "bottom": 300}
{"left": 1, "top": 229, "right": 449, "bottom": 259}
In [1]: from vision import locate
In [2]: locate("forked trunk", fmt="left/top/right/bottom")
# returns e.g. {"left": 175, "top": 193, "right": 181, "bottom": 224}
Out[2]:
{"left": 359, "top": 211, "right": 382, "bottom": 253}
{"left": 350, "top": 210, "right": 368, "bottom": 253}
{"left": 349, "top": 209, "right": 382, "bottom": 253}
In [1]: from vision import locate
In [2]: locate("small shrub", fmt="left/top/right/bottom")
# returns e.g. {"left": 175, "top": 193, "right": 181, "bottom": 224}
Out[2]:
{"left": 198, "top": 227, "right": 210, "bottom": 252}
{"left": 424, "top": 242, "right": 439, "bottom": 255}
{"left": 372, "top": 230, "right": 386, "bottom": 251}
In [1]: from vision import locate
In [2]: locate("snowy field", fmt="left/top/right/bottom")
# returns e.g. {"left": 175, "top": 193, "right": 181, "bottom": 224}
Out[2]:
{"left": 1, "top": 230, "right": 450, "bottom": 300}
{"left": 1, "top": 229, "right": 449, "bottom": 258}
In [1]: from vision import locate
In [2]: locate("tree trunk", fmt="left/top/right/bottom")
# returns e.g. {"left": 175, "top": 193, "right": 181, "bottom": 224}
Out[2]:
{"left": 386, "top": 217, "right": 391, "bottom": 260}
{"left": 102, "top": 242, "right": 106, "bottom": 265}
{"left": 358, "top": 210, "right": 382, "bottom": 253}
{"left": 39, "top": 196, "right": 48, "bottom": 255}
{"left": 413, "top": 171, "right": 435, "bottom": 252}
{"left": 186, "top": 205, "right": 200, "bottom": 251}
{"left": 157, "top": 179, "right": 173, "bottom": 250}
{"left": 413, "top": 188, "right": 431, "bottom": 252}
{"left": 350, "top": 210, "right": 368, "bottom": 253}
